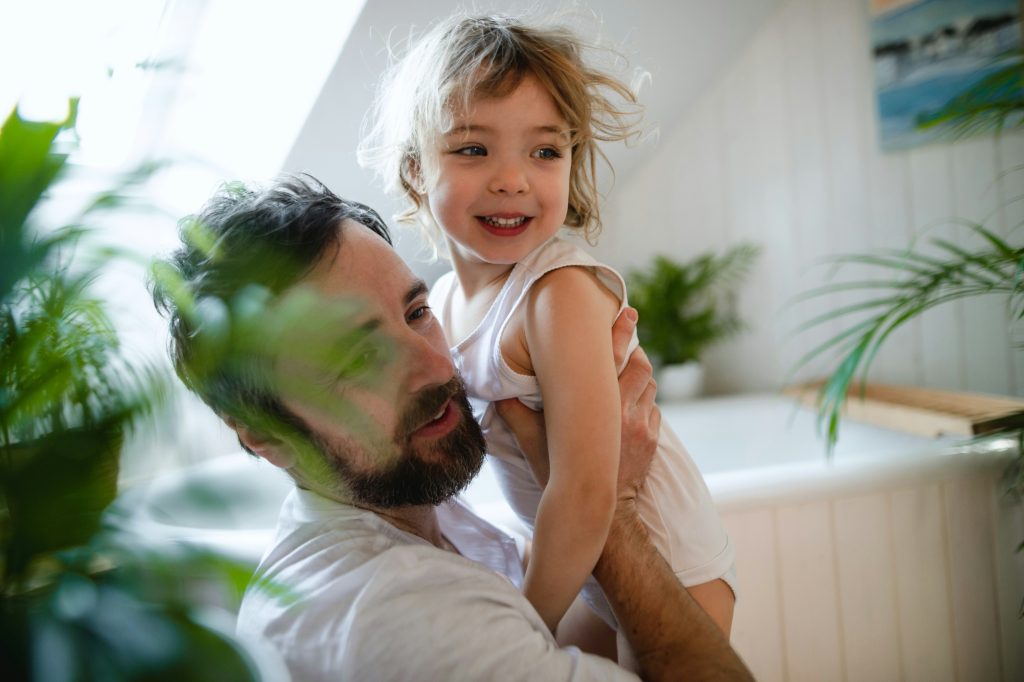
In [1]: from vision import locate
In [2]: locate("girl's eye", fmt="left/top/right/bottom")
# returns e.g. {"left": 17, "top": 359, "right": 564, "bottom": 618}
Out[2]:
{"left": 533, "top": 147, "right": 563, "bottom": 160}
{"left": 454, "top": 145, "right": 486, "bottom": 156}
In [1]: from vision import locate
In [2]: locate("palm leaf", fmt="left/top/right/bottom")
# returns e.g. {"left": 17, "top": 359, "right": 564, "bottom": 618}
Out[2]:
{"left": 792, "top": 217, "right": 1023, "bottom": 452}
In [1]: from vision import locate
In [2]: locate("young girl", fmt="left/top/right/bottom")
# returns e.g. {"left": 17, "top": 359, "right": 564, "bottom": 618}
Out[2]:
{"left": 361, "top": 13, "right": 735, "bottom": 660}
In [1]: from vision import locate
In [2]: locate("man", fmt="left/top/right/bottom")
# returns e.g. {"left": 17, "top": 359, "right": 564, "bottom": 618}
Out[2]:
{"left": 153, "top": 175, "right": 752, "bottom": 681}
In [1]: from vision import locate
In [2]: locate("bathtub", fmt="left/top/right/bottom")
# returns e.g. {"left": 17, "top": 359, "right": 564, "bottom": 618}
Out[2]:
{"left": 129, "top": 392, "right": 1023, "bottom": 682}
{"left": 657, "top": 393, "right": 1023, "bottom": 682}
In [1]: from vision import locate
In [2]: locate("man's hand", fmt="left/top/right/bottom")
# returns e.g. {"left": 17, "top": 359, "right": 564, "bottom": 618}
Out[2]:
{"left": 614, "top": 342, "right": 659, "bottom": 505}
{"left": 495, "top": 307, "right": 660, "bottom": 495}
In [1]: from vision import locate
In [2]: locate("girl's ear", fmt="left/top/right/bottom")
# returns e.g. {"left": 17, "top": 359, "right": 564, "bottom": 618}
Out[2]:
{"left": 404, "top": 154, "right": 427, "bottom": 195}
{"left": 222, "top": 417, "right": 297, "bottom": 470}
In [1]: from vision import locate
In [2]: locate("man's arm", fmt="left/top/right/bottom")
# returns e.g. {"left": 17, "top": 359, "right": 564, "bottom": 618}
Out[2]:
{"left": 496, "top": 309, "right": 754, "bottom": 681}
{"left": 596, "top": 503, "right": 750, "bottom": 680}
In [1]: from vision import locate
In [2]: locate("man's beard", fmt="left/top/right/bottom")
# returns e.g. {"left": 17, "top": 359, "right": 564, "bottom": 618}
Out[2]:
{"left": 313, "top": 376, "right": 486, "bottom": 507}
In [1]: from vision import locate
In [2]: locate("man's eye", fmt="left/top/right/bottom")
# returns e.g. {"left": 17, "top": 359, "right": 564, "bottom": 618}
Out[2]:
{"left": 336, "top": 343, "right": 381, "bottom": 381}
{"left": 455, "top": 145, "right": 486, "bottom": 156}
{"left": 408, "top": 305, "right": 432, "bottom": 322}
{"left": 325, "top": 326, "right": 390, "bottom": 384}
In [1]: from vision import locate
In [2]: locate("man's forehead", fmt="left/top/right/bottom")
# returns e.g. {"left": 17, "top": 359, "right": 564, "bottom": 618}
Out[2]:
{"left": 306, "top": 220, "right": 418, "bottom": 303}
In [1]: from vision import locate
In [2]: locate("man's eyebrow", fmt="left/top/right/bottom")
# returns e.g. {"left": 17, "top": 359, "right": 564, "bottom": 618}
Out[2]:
{"left": 355, "top": 318, "right": 382, "bottom": 335}
{"left": 405, "top": 280, "right": 429, "bottom": 306}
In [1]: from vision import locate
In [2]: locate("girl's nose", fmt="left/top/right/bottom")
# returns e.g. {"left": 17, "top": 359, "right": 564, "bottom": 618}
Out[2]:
{"left": 488, "top": 160, "right": 529, "bottom": 195}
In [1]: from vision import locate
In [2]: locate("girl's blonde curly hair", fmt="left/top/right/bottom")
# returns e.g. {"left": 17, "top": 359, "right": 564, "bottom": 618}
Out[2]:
{"left": 358, "top": 13, "right": 644, "bottom": 247}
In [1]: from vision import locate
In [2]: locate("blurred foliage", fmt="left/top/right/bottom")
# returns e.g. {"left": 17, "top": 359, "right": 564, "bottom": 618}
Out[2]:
{"left": 627, "top": 244, "right": 760, "bottom": 367}
{"left": 0, "top": 104, "right": 266, "bottom": 680}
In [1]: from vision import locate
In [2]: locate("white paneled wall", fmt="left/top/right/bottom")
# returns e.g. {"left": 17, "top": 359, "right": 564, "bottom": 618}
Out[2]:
{"left": 718, "top": 458, "right": 1023, "bottom": 682}
{"left": 592, "top": 0, "right": 1024, "bottom": 396}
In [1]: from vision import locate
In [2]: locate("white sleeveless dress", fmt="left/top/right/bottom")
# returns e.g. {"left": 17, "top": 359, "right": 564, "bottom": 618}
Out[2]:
{"left": 430, "top": 237, "right": 736, "bottom": 626}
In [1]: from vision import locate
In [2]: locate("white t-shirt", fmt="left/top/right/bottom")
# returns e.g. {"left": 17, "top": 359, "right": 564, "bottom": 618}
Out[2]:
{"left": 236, "top": 488, "right": 638, "bottom": 681}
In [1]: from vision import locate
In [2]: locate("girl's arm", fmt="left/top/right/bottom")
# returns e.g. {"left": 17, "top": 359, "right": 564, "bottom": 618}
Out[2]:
{"left": 498, "top": 344, "right": 755, "bottom": 681}
{"left": 514, "top": 265, "right": 622, "bottom": 631}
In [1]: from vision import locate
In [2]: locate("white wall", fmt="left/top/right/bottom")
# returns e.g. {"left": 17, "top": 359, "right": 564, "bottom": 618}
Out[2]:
{"left": 592, "top": 0, "right": 1024, "bottom": 397}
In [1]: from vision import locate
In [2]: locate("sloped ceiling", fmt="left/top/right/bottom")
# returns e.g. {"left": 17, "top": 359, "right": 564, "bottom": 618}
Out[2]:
{"left": 283, "top": 0, "right": 783, "bottom": 281}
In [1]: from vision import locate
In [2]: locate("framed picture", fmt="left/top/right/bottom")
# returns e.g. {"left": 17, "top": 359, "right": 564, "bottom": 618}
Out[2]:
{"left": 870, "top": 0, "right": 1022, "bottom": 151}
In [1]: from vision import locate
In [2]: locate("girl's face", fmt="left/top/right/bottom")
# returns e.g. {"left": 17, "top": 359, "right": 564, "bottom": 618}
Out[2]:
{"left": 425, "top": 74, "right": 572, "bottom": 270}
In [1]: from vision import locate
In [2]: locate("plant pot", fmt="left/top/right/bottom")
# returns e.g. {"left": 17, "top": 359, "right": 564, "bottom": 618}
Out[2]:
{"left": 658, "top": 362, "right": 705, "bottom": 402}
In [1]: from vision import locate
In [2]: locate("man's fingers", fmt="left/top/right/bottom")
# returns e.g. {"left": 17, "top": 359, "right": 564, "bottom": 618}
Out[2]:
{"left": 644, "top": 380, "right": 661, "bottom": 438}
{"left": 639, "top": 376, "right": 657, "bottom": 410}
{"left": 619, "top": 346, "right": 654, "bottom": 405}
{"left": 611, "top": 307, "right": 638, "bottom": 368}
{"left": 649, "top": 400, "right": 661, "bottom": 437}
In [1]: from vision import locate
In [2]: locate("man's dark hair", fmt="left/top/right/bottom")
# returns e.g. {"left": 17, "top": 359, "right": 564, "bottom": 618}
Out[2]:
{"left": 151, "top": 174, "right": 391, "bottom": 452}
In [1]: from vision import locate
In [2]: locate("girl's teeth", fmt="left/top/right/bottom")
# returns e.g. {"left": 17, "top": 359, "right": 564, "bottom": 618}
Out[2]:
{"left": 483, "top": 216, "right": 527, "bottom": 227}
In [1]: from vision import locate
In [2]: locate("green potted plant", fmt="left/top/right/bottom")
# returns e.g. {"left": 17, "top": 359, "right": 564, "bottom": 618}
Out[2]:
{"left": 0, "top": 103, "right": 274, "bottom": 680}
{"left": 627, "top": 243, "right": 760, "bottom": 400}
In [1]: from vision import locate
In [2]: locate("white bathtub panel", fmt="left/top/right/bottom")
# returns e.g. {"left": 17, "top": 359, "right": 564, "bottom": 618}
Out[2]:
{"left": 833, "top": 494, "right": 903, "bottom": 682}
{"left": 775, "top": 501, "right": 844, "bottom": 682}
{"left": 944, "top": 474, "right": 1003, "bottom": 682}
{"left": 889, "top": 485, "right": 956, "bottom": 682}
{"left": 721, "top": 509, "right": 787, "bottom": 682}
{"left": 994, "top": 486, "right": 1024, "bottom": 682}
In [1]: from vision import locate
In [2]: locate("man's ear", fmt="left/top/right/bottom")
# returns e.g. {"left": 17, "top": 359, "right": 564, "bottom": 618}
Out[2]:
{"left": 222, "top": 417, "right": 297, "bottom": 470}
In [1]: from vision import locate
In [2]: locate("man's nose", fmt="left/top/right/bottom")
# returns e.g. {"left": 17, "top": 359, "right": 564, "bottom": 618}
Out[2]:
{"left": 401, "top": 331, "right": 455, "bottom": 394}
{"left": 488, "top": 158, "right": 529, "bottom": 195}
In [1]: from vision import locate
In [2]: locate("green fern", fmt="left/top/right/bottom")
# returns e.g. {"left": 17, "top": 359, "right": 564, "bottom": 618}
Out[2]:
{"left": 628, "top": 244, "right": 760, "bottom": 367}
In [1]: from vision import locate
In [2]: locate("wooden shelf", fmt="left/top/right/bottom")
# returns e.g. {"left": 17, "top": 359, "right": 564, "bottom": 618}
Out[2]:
{"left": 783, "top": 381, "right": 1024, "bottom": 438}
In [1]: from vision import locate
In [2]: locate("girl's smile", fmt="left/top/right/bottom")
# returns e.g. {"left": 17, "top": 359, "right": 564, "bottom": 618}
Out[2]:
{"left": 478, "top": 214, "right": 532, "bottom": 235}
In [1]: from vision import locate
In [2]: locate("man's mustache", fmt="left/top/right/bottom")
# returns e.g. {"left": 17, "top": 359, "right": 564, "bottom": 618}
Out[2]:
{"left": 395, "top": 375, "right": 467, "bottom": 442}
